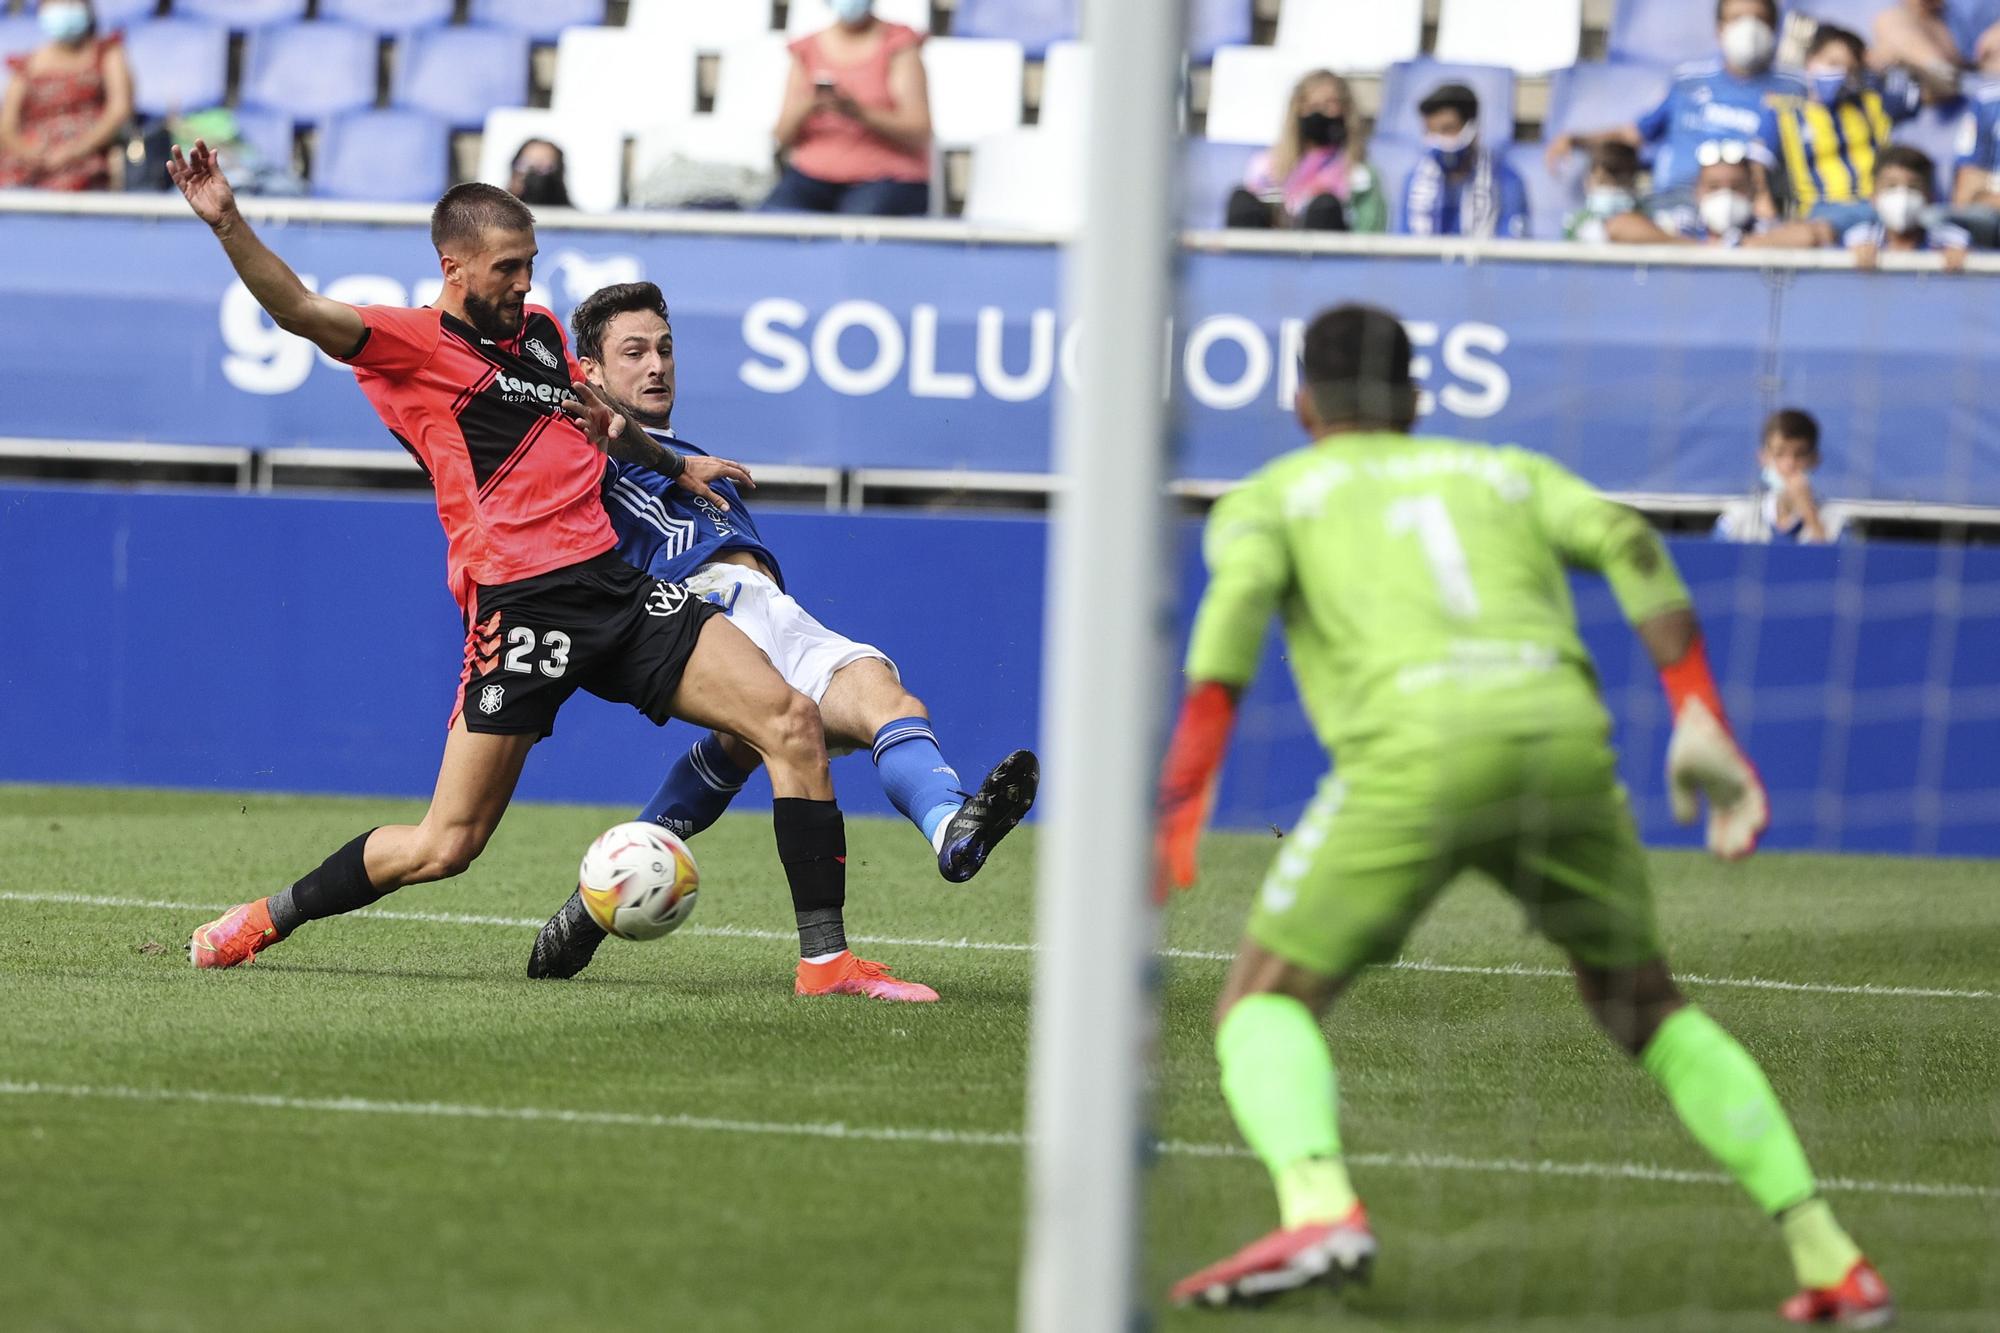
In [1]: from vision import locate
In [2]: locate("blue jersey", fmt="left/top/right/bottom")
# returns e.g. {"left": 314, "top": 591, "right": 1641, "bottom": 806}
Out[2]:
{"left": 1953, "top": 86, "right": 2000, "bottom": 182}
{"left": 1398, "top": 148, "right": 1529, "bottom": 238}
{"left": 603, "top": 429, "right": 785, "bottom": 591}
{"left": 1636, "top": 61, "right": 1802, "bottom": 193}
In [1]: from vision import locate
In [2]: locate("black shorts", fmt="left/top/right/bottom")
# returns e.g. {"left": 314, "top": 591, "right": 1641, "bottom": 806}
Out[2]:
{"left": 456, "top": 551, "right": 719, "bottom": 739}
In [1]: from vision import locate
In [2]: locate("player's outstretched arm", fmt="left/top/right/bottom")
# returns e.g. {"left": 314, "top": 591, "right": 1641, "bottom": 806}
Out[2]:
{"left": 563, "top": 381, "right": 755, "bottom": 512}
{"left": 168, "top": 140, "right": 365, "bottom": 360}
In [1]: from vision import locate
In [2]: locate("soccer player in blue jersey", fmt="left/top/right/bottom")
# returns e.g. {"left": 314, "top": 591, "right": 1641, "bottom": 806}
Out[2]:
{"left": 1548, "top": 0, "right": 1799, "bottom": 209}
{"left": 527, "top": 282, "right": 1039, "bottom": 999}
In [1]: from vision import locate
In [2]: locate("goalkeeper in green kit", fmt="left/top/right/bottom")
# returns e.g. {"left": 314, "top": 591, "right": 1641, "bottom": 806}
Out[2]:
{"left": 1160, "top": 305, "right": 1892, "bottom": 1327}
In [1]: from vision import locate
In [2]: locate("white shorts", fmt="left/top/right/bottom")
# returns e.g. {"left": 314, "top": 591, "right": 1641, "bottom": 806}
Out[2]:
{"left": 682, "top": 561, "right": 895, "bottom": 704}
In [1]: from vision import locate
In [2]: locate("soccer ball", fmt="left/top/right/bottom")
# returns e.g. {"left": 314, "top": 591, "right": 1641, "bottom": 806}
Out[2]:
{"left": 576, "top": 821, "right": 700, "bottom": 941}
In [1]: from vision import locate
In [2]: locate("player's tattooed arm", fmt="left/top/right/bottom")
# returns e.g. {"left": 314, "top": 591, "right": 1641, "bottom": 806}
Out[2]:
{"left": 167, "top": 140, "right": 367, "bottom": 360}
{"left": 565, "top": 381, "right": 756, "bottom": 512}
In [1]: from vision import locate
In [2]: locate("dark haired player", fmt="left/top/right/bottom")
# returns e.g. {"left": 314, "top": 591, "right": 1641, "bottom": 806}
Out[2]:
{"left": 525, "top": 282, "right": 1038, "bottom": 998}
{"left": 169, "top": 143, "right": 886, "bottom": 994}
{"left": 1158, "top": 305, "right": 1889, "bottom": 1325}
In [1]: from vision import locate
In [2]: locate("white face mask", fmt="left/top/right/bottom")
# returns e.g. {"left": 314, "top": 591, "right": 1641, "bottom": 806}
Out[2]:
{"left": 1761, "top": 465, "right": 1785, "bottom": 490}
{"left": 829, "top": 0, "right": 872, "bottom": 22}
{"left": 1699, "top": 189, "right": 1754, "bottom": 235}
{"left": 1875, "top": 185, "right": 1927, "bottom": 234}
{"left": 1586, "top": 187, "right": 1636, "bottom": 216}
{"left": 1720, "top": 16, "right": 1776, "bottom": 71}
{"left": 37, "top": 3, "right": 90, "bottom": 43}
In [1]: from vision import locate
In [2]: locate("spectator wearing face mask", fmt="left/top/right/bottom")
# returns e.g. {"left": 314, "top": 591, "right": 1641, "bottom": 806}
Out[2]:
{"left": 1845, "top": 144, "right": 1970, "bottom": 271}
{"left": 0, "top": 0, "right": 132, "bottom": 192}
{"left": 1399, "top": 83, "right": 1526, "bottom": 239}
{"left": 766, "top": 0, "right": 932, "bottom": 217}
{"left": 1546, "top": 0, "right": 1796, "bottom": 214}
{"left": 1759, "top": 25, "right": 1933, "bottom": 235}
{"left": 508, "top": 138, "right": 570, "bottom": 208}
{"left": 1714, "top": 409, "right": 1842, "bottom": 544}
{"left": 1227, "top": 69, "right": 1385, "bottom": 233}
{"left": 1620, "top": 140, "right": 1832, "bottom": 247}
{"left": 1564, "top": 142, "right": 1644, "bottom": 243}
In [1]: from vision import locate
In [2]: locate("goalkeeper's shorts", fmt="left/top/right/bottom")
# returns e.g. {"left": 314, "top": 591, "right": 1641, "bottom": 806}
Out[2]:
{"left": 1248, "top": 730, "right": 1661, "bottom": 978}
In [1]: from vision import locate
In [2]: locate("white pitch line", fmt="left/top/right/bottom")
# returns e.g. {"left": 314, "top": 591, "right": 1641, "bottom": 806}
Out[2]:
{"left": 2, "top": 889, "right": 1993, "bottom": 1003}
{"left": 0, "top": 1080, "right": 1991, "bottom": 1203}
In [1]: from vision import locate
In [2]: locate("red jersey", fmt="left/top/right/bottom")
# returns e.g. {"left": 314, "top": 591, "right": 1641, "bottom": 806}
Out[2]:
{"left": 340, "top": 303, "right": 615, "bottom": 609}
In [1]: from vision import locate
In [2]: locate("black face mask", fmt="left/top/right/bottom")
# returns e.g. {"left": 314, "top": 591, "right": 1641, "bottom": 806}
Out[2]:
{"left": 1299, "top": 112, "right": 1347, "bottom": 149}
{"left": 514, "top": 168, "right": 570, "bottom": 208}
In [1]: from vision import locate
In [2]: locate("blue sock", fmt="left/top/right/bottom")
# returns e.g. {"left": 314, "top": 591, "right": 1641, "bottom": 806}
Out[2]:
{"left": 872, "top": 717, "right": 964, "bottom": 844}
{"left": 640, "top": 734, "right": 750, "bottom": 839}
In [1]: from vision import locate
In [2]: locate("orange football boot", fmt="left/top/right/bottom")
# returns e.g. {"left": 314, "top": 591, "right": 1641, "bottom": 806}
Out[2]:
{"left": 1781, "top": 1258, "right": 1895, "bottom": 1328}
{"left": 1170, "top": 1203, "right": 1376, "bottom": 1309}
{"left": 794, "top": 951, "right": 938, "bottom": 1002}
{"left": 189, "top": 898, "right": 282, "bottom": 969}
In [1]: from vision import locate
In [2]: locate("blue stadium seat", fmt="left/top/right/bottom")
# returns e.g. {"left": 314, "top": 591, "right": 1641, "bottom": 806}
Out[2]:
{"left": 394, "top": 25, "right": 531, "bottom": 130}
{"left": 28, "top": 0, "right": 159, "bottom": 28}
{"left": 467, "top": 0, "right": 608, "bottom": 44}
{"left": 315, "top": 107, "right": 449, "bottom": 202}
{"left": 952, "top": 0, "right": 1080, "bottom": 59}
{"left": 1363, "top": 136, "right": 1423, "bottom": 232}
{"left": 231, "top": 105, "right": 298, "bottom": 172}
{"left": 1789, "top": 1, "right": 1895, "bottom": 35}
{"left": 124, "top": 18, "right": 230, "bottom": 118}
{"left": 1545, "top": 60, "right": 1673, "bottom": 139}
{"left": 1607, "top": 0, "right": 1719, "bottom": 68}
{"left": 176, "top": 0, "right": 310, "bottom": 30}
{"left": 1187, "top": 0, "right": 1252, "bottom": 65}
{"left": 242, "top": 22, "right": 380, "bottom": 121}
{"left": 1181, "top": 138, "right": 1258, "bottom": 228}
{"left": 1376, "top": 60, "right": 1517, "bottom": 145}
{"left": 320, "top": 0, "right": 457, "bottom": 34}
{"left": 1505, "top": 139, "right": 1580, "bottom": 240}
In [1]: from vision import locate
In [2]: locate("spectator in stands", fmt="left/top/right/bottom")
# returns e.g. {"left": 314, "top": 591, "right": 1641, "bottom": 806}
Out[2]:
{"left": 1949, "top": 85, "right": 2000, "bottom": 244}
{"left": 766, "top": 0, "right": 932, "bottom": 217}
{"left": 1871, "top": 0, "right": 2000, "bottom": 76}
{"left": 1226, "top": 70, "right": 1385, "bottom": 233}
{"left": 1845, "top": 143, "right": 1970, "bottom": 270}
{"left": 1616, "top": 140, "right": 1832, "bottom": 248}
{"left": 1399, "top": 83, "right": 1526, "bottom": 240}
{"left": 0, "top": 1, "right": 132, "bottom": 192}
{"left": 1715, "top": 409, "right": 1840, "bottom": 543}
{"left": 508, "top": 139, "right": 571, "bottom": 208}
{"left": 1564, "top": 142, "right": 1644, "bottom": 243}
{"left": 1763, "top": 24, "right": 1928, "bottom": 235}
{"left": 1546, "top": 0, "right": 1793, "bottom": 213}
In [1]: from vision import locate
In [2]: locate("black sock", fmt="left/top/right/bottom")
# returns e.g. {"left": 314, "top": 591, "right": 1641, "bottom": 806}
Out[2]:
{"left": 773, "top": 798, "right": 846, "bottom": 959}
{"left": 268, "top": 829, "right": 385, "bottom": 937}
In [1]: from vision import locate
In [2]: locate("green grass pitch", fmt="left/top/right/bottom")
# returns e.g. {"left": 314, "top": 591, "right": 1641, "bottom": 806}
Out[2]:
{"left": 2, "top": 785, "right": 1996, "bottom": 1331}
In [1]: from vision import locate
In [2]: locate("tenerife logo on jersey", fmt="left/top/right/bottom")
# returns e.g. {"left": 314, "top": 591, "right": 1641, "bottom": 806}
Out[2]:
{"left": 495, "top": 373, "right": 567, "bottom": 407}
{"left": 525, "top": 338, "right": 561, "bottom": 372}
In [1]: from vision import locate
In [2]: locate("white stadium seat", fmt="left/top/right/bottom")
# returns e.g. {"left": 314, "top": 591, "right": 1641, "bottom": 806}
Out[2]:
{"left": 479, "top": 107, "right": 626, "bottom": 213}
{"left": 923, "top": 37, "right": 1026, "bottom": 147}
{"left": 964, "top": 127, "right": 1081, "bottom": 231}
{"left": 710, "top": 34, "right": 797, "bottom": 144}
{"left": 1203, "top": 44, "right": 1333, "bottom": 144}
{"left": 625, "top": 0, "right": 775, "bottom": 52}
{"left": 786, "top": 0, "right": 933, "bottom": 37}
{"left": 550, "top": 26, "right": 697, "bottom": 135}
{"left": 1434, "top": 0, "right": 1582, "bottom": 75}
{"left": 1274, "top": 0, "right": 1423, "bottom": 72}
{"left": 1035, "top": 39, "right": 1091, "bottom": 139}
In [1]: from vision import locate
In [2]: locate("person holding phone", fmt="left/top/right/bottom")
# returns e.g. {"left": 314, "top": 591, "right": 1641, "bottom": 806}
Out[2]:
{"left": 766, "top": 0, "right": 933, "bottom": 216}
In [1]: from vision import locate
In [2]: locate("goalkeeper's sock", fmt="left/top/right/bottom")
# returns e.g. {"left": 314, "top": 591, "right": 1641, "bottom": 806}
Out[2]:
{"left": 773, "top": 797, "right": 847, "bottom": 961}
{"left": 870, "top": 717, "right": 964, "bottom": 848}
{"left": 639, "top": 733, "right": 749, "bottom": 839}
{"left": 1217, "top": 994, "right": 1358, "bottom": 1228}
{"left": 268, "top": 828, "right": 385, "bottom": 936}
{"left": 1641, "top": 1006, "right": 1856, "bottom": 1283}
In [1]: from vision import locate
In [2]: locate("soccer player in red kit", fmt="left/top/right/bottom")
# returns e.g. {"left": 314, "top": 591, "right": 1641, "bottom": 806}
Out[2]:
{"left": 170, "top": 142, "right": 928, "bottom": 998}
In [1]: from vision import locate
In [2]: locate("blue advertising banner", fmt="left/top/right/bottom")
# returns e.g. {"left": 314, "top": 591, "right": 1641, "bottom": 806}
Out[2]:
{"left": 4, "top": 486, "right": 1996, "bottom": 856}
{"left": 3, "top": 212, "right": 1997, "bottom": 503}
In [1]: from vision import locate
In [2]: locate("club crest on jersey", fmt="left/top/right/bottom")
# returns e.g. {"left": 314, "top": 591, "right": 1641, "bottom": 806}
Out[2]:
{"left": 479, "top": 684, "right": 505, "bottom": 715}
{"left": 525, "top": 338, "right": 560, "bottom": 372}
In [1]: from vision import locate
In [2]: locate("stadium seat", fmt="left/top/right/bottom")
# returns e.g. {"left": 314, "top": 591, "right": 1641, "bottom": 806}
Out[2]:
{"left": 787, "top": 0, "right": 934, "bottom": 37}
{"left": 1544, "top": 59, "right": 1673, "bottom": 140}
{"left": 175, "top": 0, "right": 309, "bottom": 30}
{"left": 1273, "top": 0, "right": 1423, "bottom": 72}
{"left": 923, "top": 37, "right": 1026, "bottom": 147}
{"left": 952, "top": 0, "right": 1079, "bottom": 59}
{"left": 1789, "top": 1, "right": 1897, "bottom": 35}
{"left": 242, "top": 22, "right": 381, "bottom": 122}
{"left": 1376, "top": 60, "right": 1517, "bottom": 146}
{"left": 1434, "top": 0, "right": 1582, "bottom": 75}
{"left": 478, "top": 106, "right": 624, "bottom": 212}
{"left": 315, "top": 107, "right": 449, "bottom": 202}
{"left": 393, "top": 25, "right": 531, "bottom": 131}
{"left": 625, "top": 0, "right": 774, "bottom": 53}
{"left": 123, "top": 19, "right": 230, "bottom": 118}
{"left": 1186, "top": 0, "right": 1253, "bottom": 65}
{"left": 1181, "top": 137, "right": 1258, "bottom": 229}
{"left": 1035, "top": 39, "right": 1091, "bottom": 139}
{"left": 550, "top": 26, "right": 696, "bottom": 136}
{"left": 1607, "top": 0, "right": 1720, "bottom": 68}
{"left": 231, "top": 105, "right": 298, "bottom": 174}
{"left": 1505, "top": 139, "right": 1580, "bottom": 239}
{"left": 1203, "top": 44, "right": 1333, "bottom": 144}
{"left": 710, "top": 34, "right": 795, "bottom": 145}
{"left": 468, "top": 0, "right": 608, "bottom": 44}
{"left": 964, "top": 126, "right": 1081, "bottom": 229}
{"left": 1363, "top": 135, "right": 1422, "bottom": 231}
{"left": 320, "top": 0, "right": 457, "bottom": 34}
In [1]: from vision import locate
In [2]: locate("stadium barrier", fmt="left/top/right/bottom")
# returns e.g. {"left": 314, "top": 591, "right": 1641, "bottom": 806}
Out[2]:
{"left": 5, "top": 484, "right": 1995, "bottom": 856}
{"left": 2, "top": 195, "right": 1998, "bottom": 507}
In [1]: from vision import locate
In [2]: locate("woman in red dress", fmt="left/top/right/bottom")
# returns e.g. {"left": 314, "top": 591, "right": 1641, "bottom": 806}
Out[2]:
{"left": 766, "top": 0, "right": 933, "bottom": 216}
{"left": 0, "top": 1, "right": 134, "bottom": 192}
